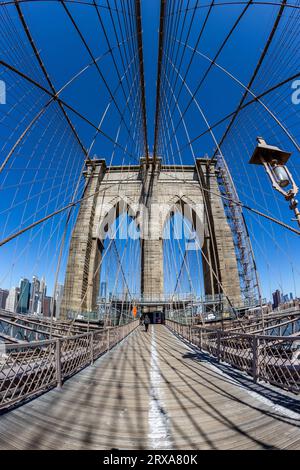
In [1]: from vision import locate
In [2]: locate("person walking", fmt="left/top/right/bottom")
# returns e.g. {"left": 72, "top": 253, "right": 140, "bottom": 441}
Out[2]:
{"left": 144, "top": 314, "right": 150, "bottom": 332}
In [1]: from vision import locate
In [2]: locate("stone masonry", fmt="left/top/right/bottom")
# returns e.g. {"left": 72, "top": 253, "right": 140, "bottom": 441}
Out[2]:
{"left": 60, "top": 157, "right": 241, "bottom": 318}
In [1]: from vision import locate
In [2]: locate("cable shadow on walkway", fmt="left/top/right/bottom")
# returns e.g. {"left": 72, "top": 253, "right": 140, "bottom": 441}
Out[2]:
{"left": 152, "top": 327, "right": 300, "bottom": 449}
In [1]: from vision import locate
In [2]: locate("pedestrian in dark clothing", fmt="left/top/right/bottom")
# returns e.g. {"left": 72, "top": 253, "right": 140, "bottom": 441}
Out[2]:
{"left": 144, "top": 314, "right": 150, "bottom": 332}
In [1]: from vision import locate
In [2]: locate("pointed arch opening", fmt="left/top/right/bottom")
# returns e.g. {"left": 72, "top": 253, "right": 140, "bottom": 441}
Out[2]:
{"left": 97, "top": 202, "right": 141, "bottom": 326}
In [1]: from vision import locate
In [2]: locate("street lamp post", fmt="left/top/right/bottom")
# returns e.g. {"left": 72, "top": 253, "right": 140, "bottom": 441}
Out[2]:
{"left": 249, "top": 137, "right": 300, "bottom": 227}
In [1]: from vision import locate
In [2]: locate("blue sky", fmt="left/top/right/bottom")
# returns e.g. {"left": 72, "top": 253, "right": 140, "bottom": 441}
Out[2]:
{"left": 0, "top": 1, "right": 299, "bottom": 303}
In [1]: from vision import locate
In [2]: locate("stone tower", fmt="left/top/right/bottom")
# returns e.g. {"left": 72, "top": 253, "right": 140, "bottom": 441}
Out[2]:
{"left": 60, "top": 157, "right": 241, "bottom": 318}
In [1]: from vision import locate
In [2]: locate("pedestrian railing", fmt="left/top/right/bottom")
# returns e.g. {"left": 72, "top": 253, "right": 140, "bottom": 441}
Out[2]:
{"left": 166, "top": 320, "right": 300, "bottom": 394}
{"left": 228, "top": 311, "right": 300, "bottom": 335}
{"left": 0, "top": 309, "right": 90, "bottom": 339}
{"left": 0, "top": 320, "right": 139, "bottom": 411}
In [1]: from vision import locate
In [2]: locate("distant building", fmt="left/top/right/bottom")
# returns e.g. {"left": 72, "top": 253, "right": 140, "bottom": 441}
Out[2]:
{"left": 30, "top": 276, "right": 40, "bottom": 315}
{"left": 100, "top": 282, "right": 107, "bottom": 299}
{"left": 18, "top": 278, "right": 31, "bottom": 314}
{"left": 54, "top": 284, "right": 64, "bottom": 319}
{"left": 39, "top": 277, "right": 47, "bottom": 309}
{"left": 36, "top": 299, "right": 42, "bottom": 316}
{"left": 290, "top": 292, "right": 294, "bottom": 301}
{"left": 272, "top": 289, "right": 281, "bottom": 309}
{"left": 0, "top": 288, "right": 9, "bottom": 309}
{"left": 283, "top": 294, "right": 289, "bottom": 304}
{"left": 5, "top": 287, "right": 20, "bottom": 313}
{"left": 42, "top": 296, "right": 52, "bottom": 317}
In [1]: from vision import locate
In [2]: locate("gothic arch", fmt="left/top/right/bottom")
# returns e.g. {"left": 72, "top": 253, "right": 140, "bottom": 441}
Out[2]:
{"left": 60, "top": 158, "right": 242, "bottom": 318}
{"left": 162, "top": 195, "right": 205, "bottom": 248}
{"left": 95, "top": 196, "right": 140, "bottom": 241}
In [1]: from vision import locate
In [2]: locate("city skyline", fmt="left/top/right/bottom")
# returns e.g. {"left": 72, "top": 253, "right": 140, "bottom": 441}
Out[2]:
{"left": 1, "top": 271, "right": 298, "bottom": 309}
{"left": 0, "top": 274, "right": 64, "bottom": 318}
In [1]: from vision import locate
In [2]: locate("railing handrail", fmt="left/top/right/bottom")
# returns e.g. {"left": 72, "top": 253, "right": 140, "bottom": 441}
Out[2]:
{"left": 187, "top": 322, "right": 300, "bottom": 341}
{"left": 0, "top": 320, "right": 139, "bottom": 411}
{"left": 228, "top": 311, "right": 300, "bottom": 333}
{"left": 4, "top": 338, "right": 58, "bottom": 349}
{"left": 166, "top": 319, "right": 300, "bottom": 394}
{"left": 0, "top": 316, "right": 63, "bottom": 338}
{"left": 0, "top": 316, "right": 137, "bottom": 347}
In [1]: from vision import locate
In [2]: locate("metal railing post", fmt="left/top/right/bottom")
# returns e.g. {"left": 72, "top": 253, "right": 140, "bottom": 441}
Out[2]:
{"left": 252, "top": 336, "right": 259, "bottom": 382}
{"left": 107, "top": 328, "right": 110, "bottom": 351}
{"left": 56, "top": 339, "right": 62, "bottom": 388}
{"left": 217, "top": 330, "right": 221, "bottom": 362}
{"left": 90, "top": 332, "right": 94, "bottom": 364}
{"left": 199, "top": 328, "right": 202, "bottom": 350}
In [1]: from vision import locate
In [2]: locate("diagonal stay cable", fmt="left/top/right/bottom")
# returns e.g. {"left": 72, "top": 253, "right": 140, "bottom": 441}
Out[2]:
{"left": 215, "top": 0, "right": 288, "bottom": 158}
{"left": 170, "top": 0, "right": 214, "bottom": 106}
{"left": 0, "top": 59, "right": 139, "bottom": 161}
{"left": 112, "top": 238, "right": 133, "bottom": 301}
{"left": 134, "top": 0, "right": 149, "bottom": 160}
{"left": 163, "top": 0, "right": 215, "bottom": 133}
{"left": 154, "top": 0, "right": 167, "bottom": 160}
{"left": 168, "top": 71, "right": 300, "bottom": 160}
{"left": 2, "top": 0, "right": 300, "bottom": 11}
{"left": 0, "top": 33, "right": 136, "bottom": 174}
{"left": 160, "top": 0, "right": 185, "bottom": 123}
{"left": 2, "top": 159, "right": 299, "bottom": 251}
{"left": 14, "top": 0, "right": 87, "bottom": 156}
{"left": 2, "top": 0, "right": 133, "bottom": 12}
{"left": 172, "top": 40, "right": 300, "bottom": 153}
{"left": 60, "top": 0, "right": 143, "bottom": 156}
{"left": 159, "top": 1, "right": 253, "bottom": 154}
{"left": 92, "top": 0, "right": 146, "bottom": 155}
{"left": 83, "top": 48, "right": 141, "bottom": 158}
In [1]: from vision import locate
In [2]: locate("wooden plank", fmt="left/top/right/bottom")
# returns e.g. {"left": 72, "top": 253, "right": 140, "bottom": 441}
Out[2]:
{"left": 0, "top": 326, "right": 299, "bottom": 450}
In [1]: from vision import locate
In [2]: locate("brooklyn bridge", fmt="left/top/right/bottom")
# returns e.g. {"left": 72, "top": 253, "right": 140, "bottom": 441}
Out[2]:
{"left": 0, "top": 0, "right": 300, "bottom": 450}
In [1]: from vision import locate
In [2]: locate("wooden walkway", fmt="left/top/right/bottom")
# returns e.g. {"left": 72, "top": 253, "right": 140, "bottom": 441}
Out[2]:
{"left": 1, "top": 325, "right": 300, "bottom": 450}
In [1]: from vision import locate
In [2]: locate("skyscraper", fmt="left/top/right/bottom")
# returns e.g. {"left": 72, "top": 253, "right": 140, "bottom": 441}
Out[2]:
{"left": 40, "top": 277, "right": 46, "bottom": 301}
{"left": 42, "top": 296, "right": 52, "bottom": 317}
{"left": 5, "top": 287, "right": 20, "bottom": 313}
{"left": 38, "top": 276, "right": 47, "bottom": 316}
{"left": 18, "top": 278, "right": 31, "bottom": 314}
{"left": 54, "top": 283, "right": 64, "bottom": 319}
{"left": 0, "top": 288, "right": 9, "bottom": 310}
{"left": 30, "top": 276, "right": 40, "bottom": 315}
{"left": 272, "top": 289, "right": 281, "bottom": 309}
{"left": 100, "top": 281, "right": 107, "bottom": 299}
{"left": 283, "top": 294, "right": 289, "bottom": 303}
